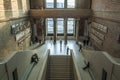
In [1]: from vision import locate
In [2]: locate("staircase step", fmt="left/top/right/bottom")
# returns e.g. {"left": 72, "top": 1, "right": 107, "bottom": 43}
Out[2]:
{"left": 48, "top": 77, "right": 72, "bottom": 80}
{"left": 49, "top": 73, "right": 72, "bottom": 77}
{"left": 47, "top": 55, "right": 73, "bottom": 80}
{"left": 49, "top": 63, "right": 72, "bottom": 66}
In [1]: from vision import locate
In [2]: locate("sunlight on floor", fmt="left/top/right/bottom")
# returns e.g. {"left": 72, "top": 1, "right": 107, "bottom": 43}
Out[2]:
{"left": 46, "top": 40, "right": 75, "bottom": 55}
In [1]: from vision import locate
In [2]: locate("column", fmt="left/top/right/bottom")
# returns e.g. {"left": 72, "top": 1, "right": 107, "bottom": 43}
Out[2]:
{"left": 53, "top": 18, "right": 57, "bottom": 44}
{"left": 76, "top": 19, "right": 80, "bottom": 43}
{"left": 54, "top": 0, "right": 57, "bottom": 8}
{"left": 64, "top": 18, "right": 67, "bottom": 44}
{"left": 30, "top": 19, "right": 37, "bottom": 43}
{"left": 64, "top": 0, "right": 67, "bottom": 8}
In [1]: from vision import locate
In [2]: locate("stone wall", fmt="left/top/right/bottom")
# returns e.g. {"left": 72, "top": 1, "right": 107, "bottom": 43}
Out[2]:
{"left": 89, "top": 0, "right": 120, "bottom": 57}
{"left": 83, "top": 50, "right": 120, "bottom": 80}
{"left": 0, "top": 0, "right": 31, "bottom": 57}
{"left": 76, "top": 0, "right": 91, "bottom": 9}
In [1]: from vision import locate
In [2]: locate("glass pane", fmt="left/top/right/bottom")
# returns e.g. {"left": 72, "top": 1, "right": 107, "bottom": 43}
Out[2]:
{"left": 47, "top": 18, "right": 54, "bottom": 33}
{"left": 57, "top": 0, "right": 64, "bottom": 8}
{"left": 46, "top": 0, "right": 54, "bottom": 8}
{"left": 67, "top": 0, "right": 75, "bottom": 8}
{"left": 67, "top": 18, "right": 74, "bottom": 34}
{"left": 57, "top": 18, "right": 64, "bottom": 34}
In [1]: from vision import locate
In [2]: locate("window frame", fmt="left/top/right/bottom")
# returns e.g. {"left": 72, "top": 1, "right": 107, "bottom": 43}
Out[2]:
{"left": 67, "top": 0, "right": 76, "bottom": 8}
{"left": 45, "top": 0, "right": 54, "bottom": 8}
{"left": 56, "top": 18, "right": 64, "bottom": 34}
{"left": 45, "top": 0, "right": 76, "bottom": 9}
{"left": 67, "top": 18, "right": 75, "bottom": 34}
{"left": 56, "top": 0, "right": 65, "bottom": 8}
{"left": 46, "top": 18, "right": 54, "bottom": 34}
{"left": 46, "top": 18, "right": 75, "bottom": 36}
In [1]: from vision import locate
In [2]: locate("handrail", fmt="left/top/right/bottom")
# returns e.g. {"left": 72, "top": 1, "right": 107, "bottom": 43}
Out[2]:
{"left": 0, "top": 49, "right": 50, "bottom": 80}
{"left": 70, "top": 49, "right": 82, "bottom": 80}
{"left": 36, "top": 49, "right": 50, "bottom": 80}
{"left": 26, "top": 49, "right": 50, "bottom": 80}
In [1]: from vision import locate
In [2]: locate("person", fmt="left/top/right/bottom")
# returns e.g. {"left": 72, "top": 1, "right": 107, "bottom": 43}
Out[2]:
{"left": 83, "top": 39, "right": 86, "bottom": 46}
{"left": 31, "top": 53, "right": 39, "bottom": 64}
{"left": 50, "top": 37, "right": 52, "bottom": 44}
{"left": 50, "top": 37, "right": 52, "bottom": 41}
{"left": 60, "top": 39, "right": 62, "bottom": 46}
{"left": 59, "top": 39, "right": 62, "bottom": 51}
{"left": 86, "top": 36, "right": 90, "bottom": 46}
{"left": 83, "top": 62, "right": 90, "bottom": 70}
{"left": 86, "top": 39, "right": 89, "bottom": 46}
{"left": 35, "top": 36, "right": 38, "bottom": 43}
{"left": 79, "top": 44, "right": 82, "bottom": 51}
{"left": 67, "top": 47, "right": 69, "bottom": 55}
{"left": 39, "top": 39, "right": 41, "bottom": 44}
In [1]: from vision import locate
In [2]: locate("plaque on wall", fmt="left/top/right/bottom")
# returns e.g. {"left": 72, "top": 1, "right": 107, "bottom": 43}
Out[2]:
{"left": 11, "top": 25, "right": 16, "bottom": 34}
{"left": 90, "top": 33, "right": 103, "bottom": 45}
{"left": 15, "top": 31, "right": 25, "bottom": 41}
{"left": 92, "top": 22, "right": 108, "bottom": 33}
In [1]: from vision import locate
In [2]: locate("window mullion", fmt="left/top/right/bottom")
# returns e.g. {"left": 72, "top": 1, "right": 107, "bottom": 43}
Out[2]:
{"left": 54, "top": 0, "right": 56, "bottom": 8}
{"left": 64, "top": 0, "right": 67, "bottom": 8}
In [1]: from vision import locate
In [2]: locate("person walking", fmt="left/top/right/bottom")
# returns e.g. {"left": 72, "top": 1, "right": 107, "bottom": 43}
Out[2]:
{"left": 67, "top": 47, "right": 69, "bottom": 55}
{"left": 60, "top": 39, "right": 62, "bottom": 46}
{"left": 79, "top": 44, "right": 82, "bottom": 51}
{"left": 50, "top": 37, "right": 52, "bottom": 44}
{"left": 60, "top": 39, "right": 62, "bottom": 51}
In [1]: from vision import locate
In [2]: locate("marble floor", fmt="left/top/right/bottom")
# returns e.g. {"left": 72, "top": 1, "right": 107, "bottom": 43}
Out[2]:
{"left": 46, "top": 40, "right": 75, "bottom": 55}
{"left": 35, "top": 40, "right": 93, "bottom": 80}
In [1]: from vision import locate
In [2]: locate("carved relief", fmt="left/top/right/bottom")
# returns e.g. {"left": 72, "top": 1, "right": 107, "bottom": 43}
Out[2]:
{"left": 90, "top": 33, "right": 103, "bottom": 45}
{"left": 91, "top": 28, "right": 105, "bottom": 40}
{"left": 92, "top": 22, "right": 108, "bottom": 33}
{"left": 11, "top": 21, "right": 31, "bottom": 48}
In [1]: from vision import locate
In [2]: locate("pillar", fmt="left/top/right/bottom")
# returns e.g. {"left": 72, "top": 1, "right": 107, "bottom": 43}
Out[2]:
{"left": 76, "top": 19, "right": 80, "bottom": 42}
{"left": 53, "top": 18, "right": 57, "bottom": 44}
{"left": 64, "top": 18, "right": 67, "bottom": 44}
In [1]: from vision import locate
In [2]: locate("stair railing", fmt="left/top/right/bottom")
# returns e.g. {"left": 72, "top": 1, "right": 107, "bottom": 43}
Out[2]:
{"left": 70, "top": 49, "right": 82, "bottom": 80}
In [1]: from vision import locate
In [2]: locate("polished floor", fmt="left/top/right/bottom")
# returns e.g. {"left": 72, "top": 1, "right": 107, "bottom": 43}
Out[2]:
{"left": 35, "top": 40, "right": 93, "bottom": 80}
{"left": 46, "top": 40, "right": 75, "bottom": 55}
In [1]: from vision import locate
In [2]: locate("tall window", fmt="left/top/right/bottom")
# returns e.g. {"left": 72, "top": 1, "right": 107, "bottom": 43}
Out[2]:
{"left": 57, "top": 0, "right": 64, "bottom": 8}
{"left": 46, "top": 0, "right": 54, "bottom": 8}
{"left": 57, "top": 18, "right": 64, "bottom": 34}
{"left": 67, "top": 0, "right": 75, "bottom": 8}
{"left": 46, "top": 18, "right": 75, "bottom": 35}
{"left": 45, "top": 0, "right": 75, "bottom": 8}
{"left": 67, "top": 18, "right": 74, "bottom": 34}
{"left": 47, "top": 18, "right": 54, "bottom": 34}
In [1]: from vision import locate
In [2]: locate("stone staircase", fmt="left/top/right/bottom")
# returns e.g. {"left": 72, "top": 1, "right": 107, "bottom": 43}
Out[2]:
{"left": 47, "top": 55, "right": 73, "bottom": 80}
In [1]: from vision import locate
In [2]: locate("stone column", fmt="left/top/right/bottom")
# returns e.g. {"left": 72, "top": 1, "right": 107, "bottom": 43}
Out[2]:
{"left": 64, "top": 0, "right": 67, "bottom": 8}
{"left": 64, "top": 18, "right": 67, "bottom": 44}
{"left": 30, "top": 19, "right": 37, "bottom": 43}
{"left": 76, "top": 19, "right": 80, "bottom": 42}
{"left": 54, "top": 18, "right": 57, "bottom": 44}
{"left": 54, "top": 0, "right": 57, "bottom": 8}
